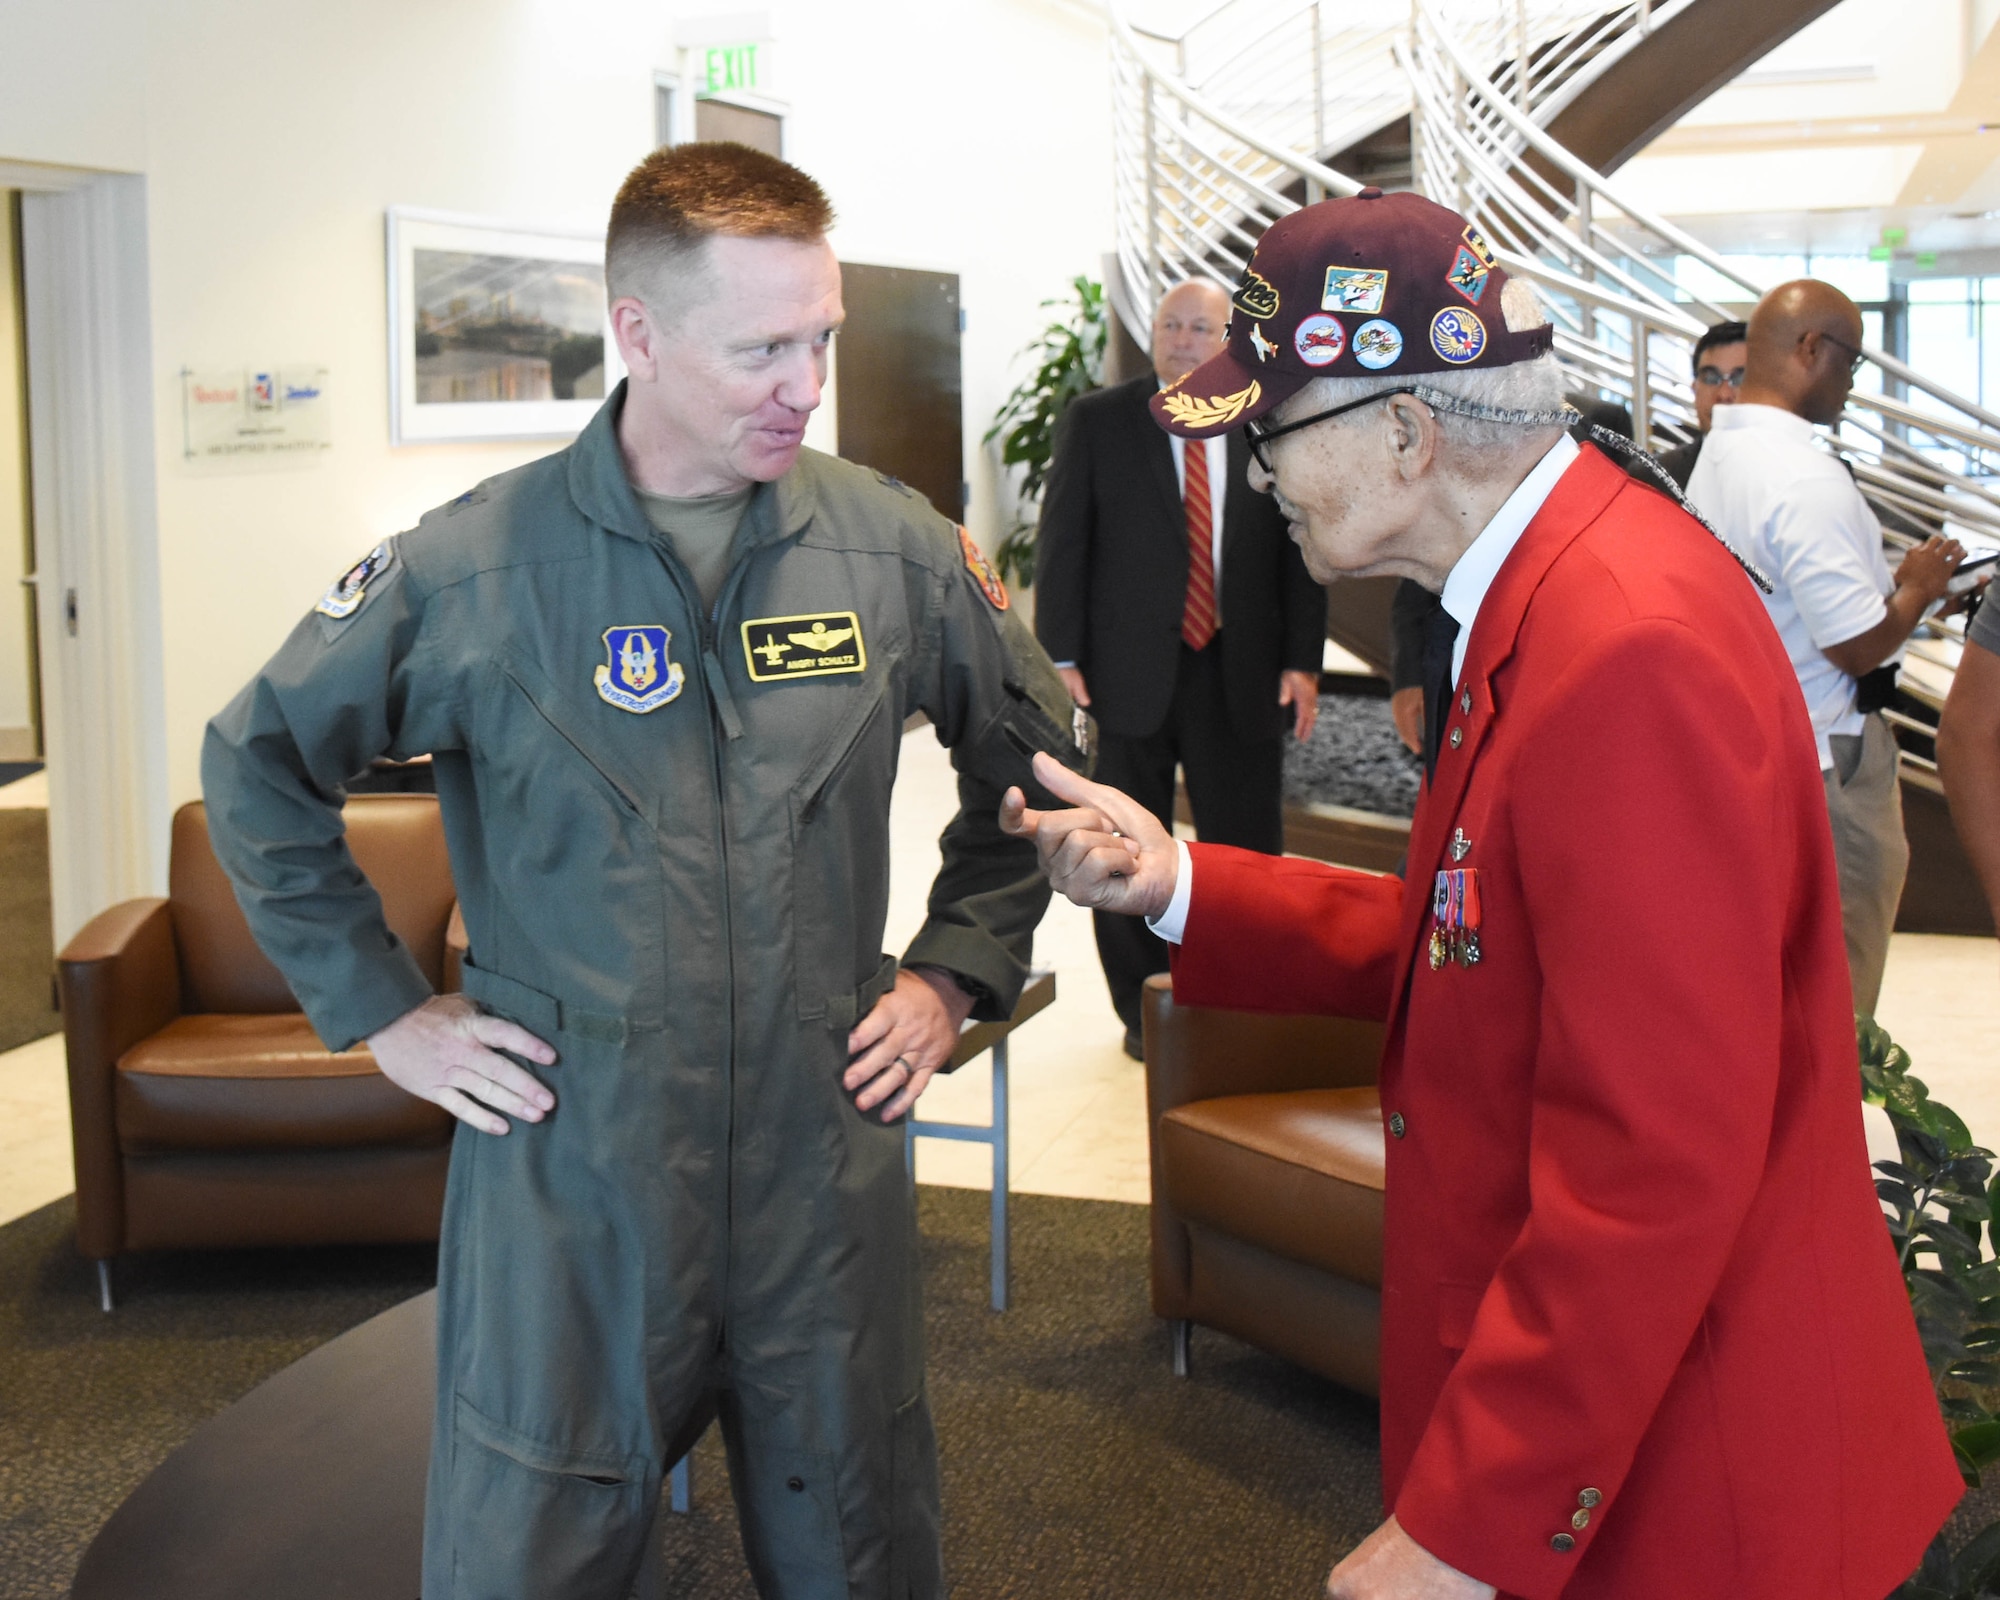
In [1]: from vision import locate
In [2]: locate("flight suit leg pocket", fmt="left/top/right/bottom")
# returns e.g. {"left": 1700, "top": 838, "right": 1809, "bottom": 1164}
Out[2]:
{"left": 888, "top": 1389, "right": 945, "bottom": 1600}
{"left": 446, "top": 1393, "right": 654, "bottom": 1600}
{"left": 723, "top": 1419, "right": 847, "bottom": 1600}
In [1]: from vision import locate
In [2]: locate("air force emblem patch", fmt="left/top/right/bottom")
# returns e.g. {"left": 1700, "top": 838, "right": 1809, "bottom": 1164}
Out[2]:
{"left": 316, "top": 542, "right": 393, "bottom": 620}
{"left": 594, "top": 625, "right": 685, "bottom": 713}
{"left": 741, "top": 611, "right": 867, "bottom": 683}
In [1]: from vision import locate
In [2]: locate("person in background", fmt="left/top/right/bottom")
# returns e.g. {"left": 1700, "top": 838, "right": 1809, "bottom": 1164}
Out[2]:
{"left": 1034, "top": 276, "right": 1325, "bottom": 1058}
{"left": 1937, "top": 591, "right": 2000, "bottom": 936}
{"left": 1642, "top": 319, "right": 1746, "bottom": 490}
{"left": 1688, "top": 280, "right": 1965, "bottom": 1019}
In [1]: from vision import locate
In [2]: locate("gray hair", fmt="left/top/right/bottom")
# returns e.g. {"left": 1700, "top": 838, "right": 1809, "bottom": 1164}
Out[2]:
{"left": 1292, "top": 279, "right": 1566, "bottom": 463}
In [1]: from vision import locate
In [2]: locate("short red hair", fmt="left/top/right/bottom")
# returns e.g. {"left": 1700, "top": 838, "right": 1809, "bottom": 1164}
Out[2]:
{"left": 606, "top": 142, "right": 834, "bottom": 305}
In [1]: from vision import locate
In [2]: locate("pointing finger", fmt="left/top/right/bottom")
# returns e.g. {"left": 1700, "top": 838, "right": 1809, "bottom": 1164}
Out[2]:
{"left": 1029, "top": 752, "right": 1167, "bottom": 846}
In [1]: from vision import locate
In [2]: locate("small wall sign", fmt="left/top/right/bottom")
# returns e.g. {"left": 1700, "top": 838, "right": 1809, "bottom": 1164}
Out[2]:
{"left": 181, "top": 368, "right": 332, "bottom": 460}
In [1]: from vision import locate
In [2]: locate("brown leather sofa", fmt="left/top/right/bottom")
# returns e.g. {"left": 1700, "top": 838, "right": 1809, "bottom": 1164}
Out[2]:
{"left": 58, "top": 795, "right": 461, "bottom": 1308}
{"left": 1142, "top": 972, "right": 1388, "bottom": 1397}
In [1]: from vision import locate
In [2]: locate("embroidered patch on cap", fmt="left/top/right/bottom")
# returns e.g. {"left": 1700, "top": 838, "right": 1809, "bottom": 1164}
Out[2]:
{"left": 1447, "top": 246, "right": 1491, "bottom": 304}
{"left": 594, "top": 626, "right": 685, "bottom": 712}
{"left": 742, "top": 611, "right": 868, "bottom": 682}
{"left": 1322, "top": 266, "right": 1388, "bottom": 314}
{"left": 1293, "top": 313, "right": 1346, "bottom": 367}
{"left": 316, "top": 542, "right": 393, "bottom": 620}
{"left": 1430, "top": 307, "right": 1487, "bottom": 365}
{"left": 1231, "top": 268, "right": 1281, "bottom": 321}
{"left": 1353, "top": 319, "right": 1405, "bottom": 369}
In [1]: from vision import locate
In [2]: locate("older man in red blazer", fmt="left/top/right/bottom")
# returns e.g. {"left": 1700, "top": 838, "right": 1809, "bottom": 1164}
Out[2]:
{"left": 1003, "top": 191, "right": 1958, "bottom": 1599}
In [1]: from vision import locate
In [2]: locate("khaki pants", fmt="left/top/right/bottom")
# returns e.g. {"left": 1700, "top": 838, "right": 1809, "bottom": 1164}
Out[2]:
{"left": 1822, "top": 712, "right": 1908, "bottom": 1020}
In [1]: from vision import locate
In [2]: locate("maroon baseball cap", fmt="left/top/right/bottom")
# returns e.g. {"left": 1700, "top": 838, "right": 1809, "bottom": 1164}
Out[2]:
{"left": 1150, "top": 188, "right": 1555, "bottom": 438}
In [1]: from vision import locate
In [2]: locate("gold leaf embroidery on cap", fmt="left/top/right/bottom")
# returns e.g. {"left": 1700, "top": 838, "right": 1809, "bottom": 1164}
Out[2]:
{"left": 1159, "top": 380, "right": 1263, "bottom": 430}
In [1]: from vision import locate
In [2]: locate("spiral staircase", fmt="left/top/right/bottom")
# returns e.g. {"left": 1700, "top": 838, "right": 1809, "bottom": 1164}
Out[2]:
{"left": 1109, "top": 0, "right": 1999, "bottom": 929}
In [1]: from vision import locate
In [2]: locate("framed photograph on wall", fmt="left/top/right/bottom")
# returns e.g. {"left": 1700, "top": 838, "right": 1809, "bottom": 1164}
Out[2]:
{"left": 386, "top": 208, "right": 621, "bottom": 444}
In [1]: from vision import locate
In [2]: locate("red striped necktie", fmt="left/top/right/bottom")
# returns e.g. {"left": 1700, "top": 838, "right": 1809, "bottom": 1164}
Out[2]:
{"left": 1180, "top": 439, "right": 1217, "bottom": 651}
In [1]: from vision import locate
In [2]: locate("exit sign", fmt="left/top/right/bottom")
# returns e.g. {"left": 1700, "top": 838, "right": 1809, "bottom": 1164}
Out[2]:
{"left": 702, "top": 43, "right": 761, "bottom": 95}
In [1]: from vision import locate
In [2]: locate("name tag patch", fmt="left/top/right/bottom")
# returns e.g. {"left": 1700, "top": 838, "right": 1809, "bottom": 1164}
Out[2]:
{"left": 741, "top": 611, "right": 867, "bottom": 682}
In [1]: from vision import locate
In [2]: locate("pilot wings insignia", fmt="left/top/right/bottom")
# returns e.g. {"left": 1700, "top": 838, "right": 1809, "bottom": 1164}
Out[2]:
{"left": 788, "top": 623, "right": 855, "bottom": 653}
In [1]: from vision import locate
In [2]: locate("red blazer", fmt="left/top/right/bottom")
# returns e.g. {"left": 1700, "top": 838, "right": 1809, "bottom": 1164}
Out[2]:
{"left": 1171, "top": 446, "right": 1958, "bottom": 1599}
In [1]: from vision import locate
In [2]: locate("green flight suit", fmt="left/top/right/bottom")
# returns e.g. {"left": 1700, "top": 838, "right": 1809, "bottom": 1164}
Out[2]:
{"left": 200, "top": 387, "right": 1083, "bottom": 1600}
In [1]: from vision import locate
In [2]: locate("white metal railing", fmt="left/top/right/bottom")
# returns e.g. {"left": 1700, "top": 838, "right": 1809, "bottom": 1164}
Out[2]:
{"left": 1401, "top": 0, "right": 2000, "bottom": 698}
{"left": 1110, "top": 0, "right": 1698, "bottom": 345}
{"left": 1108, "top": 0, "right": 2000, "bottom": 705}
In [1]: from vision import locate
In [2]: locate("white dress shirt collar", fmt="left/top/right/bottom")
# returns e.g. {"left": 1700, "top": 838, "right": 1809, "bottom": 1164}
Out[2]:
{"left": 1437, "top": 431, "right": 1580, "bottom": 686}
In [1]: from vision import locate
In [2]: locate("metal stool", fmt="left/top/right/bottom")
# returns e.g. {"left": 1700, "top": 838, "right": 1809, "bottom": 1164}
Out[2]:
{"left": 904, "top": 969, "right": 1055, "bottom": 1312}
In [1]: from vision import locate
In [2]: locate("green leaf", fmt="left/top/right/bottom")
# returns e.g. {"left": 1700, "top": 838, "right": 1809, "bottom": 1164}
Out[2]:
{"left": 1951, "top": 1519, "right": 2000, "bottom": 1592}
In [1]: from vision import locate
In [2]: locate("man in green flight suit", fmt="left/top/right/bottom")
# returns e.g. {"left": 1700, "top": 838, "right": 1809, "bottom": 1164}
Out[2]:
{"left": 201, "top": 143, "right": 1083, "bottom": 1599}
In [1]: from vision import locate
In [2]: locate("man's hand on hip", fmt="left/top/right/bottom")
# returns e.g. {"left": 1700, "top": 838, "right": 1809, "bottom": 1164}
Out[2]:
{"left": 367, "top": 993, "right": 557, "bottom": 1137}
{"left": 1281, "top": 668, "right": 1321, "bottom": 741}
{"left": 999, "top": 750, "right": 1178, "bottom": 920}
{"left": 1056, "top": 665, "right": 1091, "bottom": 708}
{"left": 846, "top": 967, "right": 974, "bottom": 1122}
{"left": 1325, "top": 1517, "right": 1495, "bottom": 1600}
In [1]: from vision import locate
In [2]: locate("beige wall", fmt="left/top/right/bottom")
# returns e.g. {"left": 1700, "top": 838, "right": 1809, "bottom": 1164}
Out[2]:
{"left": 0, "top": 0, "right": 1112, "bottom": 807}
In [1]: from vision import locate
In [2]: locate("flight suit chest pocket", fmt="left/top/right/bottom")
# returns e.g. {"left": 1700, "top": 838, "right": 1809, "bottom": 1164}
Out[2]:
{"left": 789, "top": 675, "right": 899, "bottom": 1023}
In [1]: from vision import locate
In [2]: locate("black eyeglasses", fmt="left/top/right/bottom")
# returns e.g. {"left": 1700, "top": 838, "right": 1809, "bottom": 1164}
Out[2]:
{"left": 1817, "top": 332, "right": 1867, "bottom": 375}
{"left": 1694, "top": 365, "right": 1745, "bottom": 388}
{"left": 1244, "top": 388, "right": 1411, "bottom": 473}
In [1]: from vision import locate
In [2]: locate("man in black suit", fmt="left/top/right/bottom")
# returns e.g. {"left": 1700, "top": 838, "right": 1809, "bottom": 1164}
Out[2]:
{"left": 1034, "top": 278, "right": 1326, "bottom": 1056}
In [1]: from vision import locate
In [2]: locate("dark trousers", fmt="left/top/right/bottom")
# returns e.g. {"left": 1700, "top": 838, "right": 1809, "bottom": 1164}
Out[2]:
{"left": 1093, "top": 638, "right": 1285, "bottom": 1032}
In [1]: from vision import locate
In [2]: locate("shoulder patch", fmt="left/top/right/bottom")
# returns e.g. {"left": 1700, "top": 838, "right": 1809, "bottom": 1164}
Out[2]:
{"left": 957, "top": 526, "right": 1009, "bottom": 612}
{"left": 316, "top": 541, "right": 393, "bottom": 620}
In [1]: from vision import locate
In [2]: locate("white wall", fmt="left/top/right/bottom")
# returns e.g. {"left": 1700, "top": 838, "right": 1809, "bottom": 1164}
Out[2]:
{"left": 0, "top": 0, "right": 1113, "bottom": 813}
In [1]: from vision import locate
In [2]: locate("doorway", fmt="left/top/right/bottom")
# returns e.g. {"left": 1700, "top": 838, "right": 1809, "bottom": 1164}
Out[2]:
{"left": 834, "top": 263, "right": 964, "bottom": 521}
{"left": 0, "top": 185, "right": 56, "bottom": 1054}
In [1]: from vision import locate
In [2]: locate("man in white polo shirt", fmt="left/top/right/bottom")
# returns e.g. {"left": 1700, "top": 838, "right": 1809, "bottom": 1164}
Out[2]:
{"left": 1688, "top": 278, "right": 1965, "bottom": 1019}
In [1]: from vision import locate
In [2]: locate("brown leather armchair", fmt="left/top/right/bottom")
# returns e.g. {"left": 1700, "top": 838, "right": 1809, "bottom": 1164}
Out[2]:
{"left": 1142, "top": 972, "right": 1388, "bottom": 1397}
{"left": 58, "top": 795, "right": 462, "bottom": 1308}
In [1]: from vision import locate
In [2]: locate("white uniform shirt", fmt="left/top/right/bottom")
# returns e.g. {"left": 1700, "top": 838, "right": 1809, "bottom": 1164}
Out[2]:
{"left": 1150, "top": 431, "right": 1579, "bottom": 944}
{"left": 1685, "top": 403, "right": 1892, "bottom": 771}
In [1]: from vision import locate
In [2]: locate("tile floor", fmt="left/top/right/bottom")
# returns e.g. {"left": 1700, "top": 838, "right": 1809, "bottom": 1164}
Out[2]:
{"left": 0, "top": 737, "right": 1993, "bottom": 1230}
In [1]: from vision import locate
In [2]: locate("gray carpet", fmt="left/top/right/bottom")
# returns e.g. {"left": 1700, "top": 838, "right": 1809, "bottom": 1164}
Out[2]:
{"left": 1285, "top": 692, "right": 1421, "bottom": 819}
{"left": 0, "top": 807, "right": 59, "bottom": 1054}
{"left": 0, "top": 1188, "right": 1384, "bottom": 1599}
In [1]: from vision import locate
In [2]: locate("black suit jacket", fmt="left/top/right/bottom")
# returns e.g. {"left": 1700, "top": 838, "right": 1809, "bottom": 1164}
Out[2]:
{"left": 1033, "top": 374, "right": 1326, "bottom": 741}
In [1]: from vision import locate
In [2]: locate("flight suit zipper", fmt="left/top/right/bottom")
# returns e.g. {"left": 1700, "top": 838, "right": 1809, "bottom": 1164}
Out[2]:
{"left": 646, "top": 537, "right": 743, "bottom": 1324}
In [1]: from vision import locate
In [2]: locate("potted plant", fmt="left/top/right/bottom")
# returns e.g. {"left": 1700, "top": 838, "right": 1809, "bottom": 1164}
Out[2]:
{"left": 983, "top": 276, "right": 1107, "bottom": 587}
{"left": 1866, "top": 1019, "right": 2000, "bottom": 1596}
